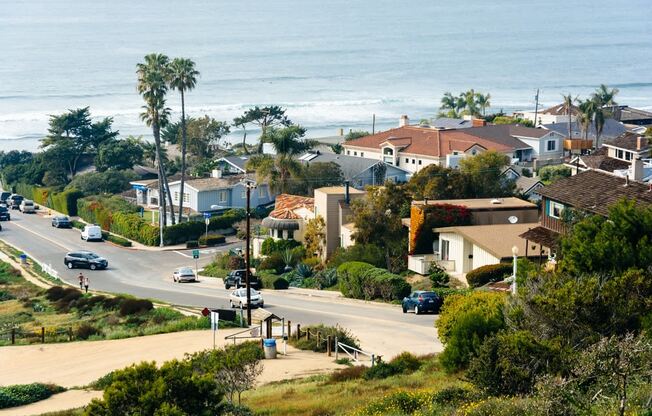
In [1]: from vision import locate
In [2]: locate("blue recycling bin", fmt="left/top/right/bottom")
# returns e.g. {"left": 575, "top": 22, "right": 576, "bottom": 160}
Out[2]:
{"left": 263, "top": 338, "right": 277, "bottom": 359}
{"left": 19, "top": 254, "right": 27, "bottom": 265}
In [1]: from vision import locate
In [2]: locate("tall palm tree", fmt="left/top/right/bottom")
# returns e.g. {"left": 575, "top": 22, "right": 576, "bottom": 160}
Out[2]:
{"left": 561, "top": 94, "right": 575, "bottom": 139}
{"left": 440, "top": 92, "right": 456, "bottom": 111}
{"left": 167, "top": 58, "right": 199, "bottom": 223}
{"left": 576, "top": 98, "right": 597, "bottom": 145}
{"left": 593, "top": 84, "right": 619, "bottom": 107}
{"left": 475, "top": 92, "right": 491, "bottom": 117}
{"left": 137, "top": 53, "right": 176, "bottom": 235}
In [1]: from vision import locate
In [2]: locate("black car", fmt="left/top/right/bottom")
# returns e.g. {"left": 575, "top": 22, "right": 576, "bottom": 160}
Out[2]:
{"left": 0, "top": 192, "right": 11, "bottom": 203}
{"left": 224, "top": 269, "right": 260, "bottom": 290}
{"left": 64, "top": 251, "right": 108, "bottom": 270}
{"left": 0, "top": 207, "right": 10, "bottom": 221}
{"left": 402, "top": 291, "right": 443, "bottom": 315}
{"left": 9, "top": 194, "right": 23, "bottom": 210}
{"left": 51, "top": 216, "right": 72, "bottom": 228}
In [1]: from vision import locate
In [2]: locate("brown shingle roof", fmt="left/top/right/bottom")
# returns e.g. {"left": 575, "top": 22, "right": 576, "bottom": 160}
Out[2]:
{"left": 344, "top": 126, "right": 530, "bottom": 158}
{"left": 540, "top": 103, "right": 579, "bottom": 116}
{"left": 269, "top": 194, "right": 314, "bottom": 220}
{"left": 537, "top": 170, "right": 652, "bottom": 216}
{"left": 603, "top": 132, "right": 650, "bottom": 152}
{"left": 579, "top": 154, "right": 630, "bottom": 172}
{"left": 180, "top": 175, "right": 246, "bottom": 192}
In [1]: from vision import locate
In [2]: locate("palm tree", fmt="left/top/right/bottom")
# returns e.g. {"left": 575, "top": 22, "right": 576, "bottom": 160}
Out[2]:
{"left": 576, "top": 98, "right": 597, "bottom": 144}
{"left": 167, "top": 58, "right": 199, "bottom": 224}
{"left": 561, "top": 94, "right": 575, "bottom": 139}
{"left": 137, "top": 53, "right": 176, "bottom": 234}
{"left": 593, "top": 84, "right": 619, "bottom": 107}
{"left": 440, "top": 92, "right": 456, "bottom": 112}
{"left": 475, "top": 92, "right": 491, "bottom": 117}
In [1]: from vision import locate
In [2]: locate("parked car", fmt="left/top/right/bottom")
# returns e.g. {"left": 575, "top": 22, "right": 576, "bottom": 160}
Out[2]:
{"left": 64, "top": 251, "right": 108, "bottom": 270}
{"left": 0, "top": 192, "right": 11, "bottom": 203}
{"left": 402, "top": 291, "right": 443, "bottom": 315}
{"left": 19, "top": 199, "right": 36, "bottom": 213}
{"left": 51, "top": 216, "right": 72, "bottom": 228}
{"left": 229, "top": 288, "right": 264, "bottom": 309}
{"left": 0, "top": 206, "right": 10, "bottom": 221}
{"left": 81, "top": 224, "right": 103, "bottom": 241}
{"left": 173, "top": 267, "right": 197, "bottom": 283}
{"left": 224, "top": 269, "right": 260, "bottom": 290}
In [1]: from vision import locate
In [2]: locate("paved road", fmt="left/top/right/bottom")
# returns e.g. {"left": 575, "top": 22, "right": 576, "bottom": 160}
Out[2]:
{"left": 0, "top": 210, "right": 442, "bottom": 356}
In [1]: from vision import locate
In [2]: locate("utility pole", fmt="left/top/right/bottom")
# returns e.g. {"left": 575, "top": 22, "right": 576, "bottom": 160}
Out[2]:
{"left": 372, "top": 114, "right": 376, "bottom": 135}
{"left": 533, "top": 89, "right": 540, "bottom": 127}
{"left": 244, "top": 180, "right": 257, "bottom": 325}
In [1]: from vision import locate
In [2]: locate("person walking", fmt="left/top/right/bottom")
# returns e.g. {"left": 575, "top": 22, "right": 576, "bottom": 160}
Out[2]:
{"left": 78, "top": 272, "right": 84, "bottom": 290}
{"left": 83, "top": 275, "right": 90, "bottom": 294}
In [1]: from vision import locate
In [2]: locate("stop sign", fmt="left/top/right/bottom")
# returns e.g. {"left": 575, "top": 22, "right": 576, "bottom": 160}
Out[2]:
{"left": 201, "top": 307, "right": 210, "bottom": 317}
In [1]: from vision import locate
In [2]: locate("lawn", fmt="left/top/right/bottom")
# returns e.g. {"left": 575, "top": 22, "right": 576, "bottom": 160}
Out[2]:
{"left": 0, "top": 261, "right": 237, "bottom": 345}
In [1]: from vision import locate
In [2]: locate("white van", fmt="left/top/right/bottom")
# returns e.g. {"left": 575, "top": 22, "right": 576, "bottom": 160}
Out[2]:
{"left": 81, "top": 225, "right": 103, "bottom": 241}
{"left": 19, "top": 199, "right": 35, "bottom": 213}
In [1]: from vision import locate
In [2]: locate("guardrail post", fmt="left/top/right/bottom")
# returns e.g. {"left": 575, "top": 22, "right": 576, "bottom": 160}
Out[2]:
{"left": 11, "top": 328, "right": 15, "bottom": 345}
{"left": 327, "top": 335, "right": 332, "bottom": 357}
{"left": 317, "top": 331, "right": 321, "bottom": 347}
{"left": 371, "top": 354, "right": 375, "bottom": 367}
{"left": 287, "top": 320, "right": 291, "bottom": 338}
{"left": 41, "top": 327, "right": 45, "bottom": 343}
{"left": 296, "top": 324, "right": 301, "bottom": 340}
{"left": 334, "top": 336, "right": 338, "bottom": 360}
{"left": 69, "top": 327, "right": 73, "bottom": 341}
{"left": 306, "top": 330, "right": 311, "bottom": 341}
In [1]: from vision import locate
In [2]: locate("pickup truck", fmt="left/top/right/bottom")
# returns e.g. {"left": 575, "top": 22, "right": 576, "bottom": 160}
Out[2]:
{"left": 224, "top": 269, "right": 261, "bottom": 290}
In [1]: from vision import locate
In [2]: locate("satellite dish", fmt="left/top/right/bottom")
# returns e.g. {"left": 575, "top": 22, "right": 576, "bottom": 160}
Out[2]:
{"left": 508, "top": 216, "right": 518, "bottom": 224}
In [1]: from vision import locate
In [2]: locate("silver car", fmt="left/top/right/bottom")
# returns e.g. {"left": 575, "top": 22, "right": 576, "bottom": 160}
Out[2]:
{"left": 173, "top": 267, "right": 197, "bottom": 283}
{"left": 229, "top": 288, "right": 264, "bottom": 309}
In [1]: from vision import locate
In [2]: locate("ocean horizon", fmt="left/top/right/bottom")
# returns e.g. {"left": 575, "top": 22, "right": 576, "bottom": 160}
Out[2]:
{"left": 1, "top": 0, "right": 651, "bottom": 152}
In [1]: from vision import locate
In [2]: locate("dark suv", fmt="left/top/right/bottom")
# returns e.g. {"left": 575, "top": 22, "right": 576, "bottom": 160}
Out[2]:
{"left": 9, "top": 194, "right": 23, "bottom": 210}
{"left": 402, "top": 291, "right": 443, "bottom": 315}
{"left": 0, "top": 192, "right": 11, "bottom": 204}
{"left": 0, "top": 206, "right": 10, "bottom": 221}
{"left": 51, "top": 216, "right": 72, "bottom": 228}
{"left": 224, "top": 269, "right": 260, "bottom": 290}
{"left": 64, "top": 251, "right": 108, "bottom": 270}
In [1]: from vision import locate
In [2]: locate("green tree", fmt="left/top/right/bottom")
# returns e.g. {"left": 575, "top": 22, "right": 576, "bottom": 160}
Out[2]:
{"left": 560, "top": 199, "right": 652, "bottom": 276}
{"left": 95, "top": 136, "right": 144, "bottom": 171}
{"left": 40, "top": 107, "right": 118, "bottom": 178}
{"left": 296, "top": 162, "right": 343, "bottom": 195}
{"left": 475, "top": 92, "right": 491, "bottom": 117}
{"left": 344, "top": 130, "right": 370, "bottom": 141}
{"left": 458, "top": 151, "right": 514, "bottom": 197}
{"left": 407, "top": 164, "right": 470, "bottom": 200}
{"left": 66, "top": 170, "right": 137, "bottom": 195}
{"left": 167, "top": 58, "right": 199, "bottom": 223}
{"left": 236, "top": 106, "right": 292, "bottom": 154}
{"left": 137, "top": 53, "right": 175, "bottom": 228}
{"left": 185, "top": 116, "right": 231, "bottom": 159}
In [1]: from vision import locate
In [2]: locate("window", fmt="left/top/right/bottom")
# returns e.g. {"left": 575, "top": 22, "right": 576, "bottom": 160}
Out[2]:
{"left": 174, "top": 191, "right": 179, "bottom": 201}
{"left": 354, "top": 152, "right": 357, "bottom": 156}
{"left": 405, "top": 158, "right": 409, "bottom": 163}
{"left": 241, "top": 190, "right": 246, "bottom": 199}
{"left": 412, "top": 159, "right": 415, "bottom": 164}
{"left": 418, "top": 160, "right": 422, "bottom": 165}
{"left": 360, "top": 152, "right": 364, "bottom": 157}
{"left": 347, "top": 151, "right": 350, "bottom": 155}
{"left": 441, "top": 239, "right": 450, "bottom": 261}
{"left": 546, "top": 140, "right": 556, "bottom": 152}
{"left": 258, "top": 187, "right": 265, "bottom": 198}
{"left": 218, "top": 191, "right": 228, "bottom": 203}
{"left": 287, "top": 230, "right": 294, "bottom": 240}
{"left": 625, "top": 151, "right": 632, "bottom": 161}
{"left": 617, "top": 149, "right": 624, "bottom": 159}
{"left": 549, "top": 201, "right": 564, "bottom": 219}
{"left": 383, "top": 148, "right": 393, "bottom": 155}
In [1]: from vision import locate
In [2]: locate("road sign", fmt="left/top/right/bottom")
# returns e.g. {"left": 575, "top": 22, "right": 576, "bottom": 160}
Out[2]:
{"left": 205, "top": 218, "right": 210, "bottom": 225}
{"left": 203, "top": 212, "right": 212, "bottom": 219}
{"left": 201, "top": 307, "right": 210, "bottom": 317}
{"left": 192, "top": 249, "right": 200, "bottom": 259}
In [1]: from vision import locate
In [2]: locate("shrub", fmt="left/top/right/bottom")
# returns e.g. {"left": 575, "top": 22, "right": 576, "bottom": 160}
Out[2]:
{"left": 337, "top": 262, "right": 376, "bottom": 299}
{"left": 0, "top": 383, "right": 64, "bottom": 409}
{"left": 260, "top": 274, "right": 289, "bottom": 290}
{"left": 337, "top": 262, "right": 410, "bottom": 301}
{"left": 186, "top": 240, "right": 199, "bottom": 249}
{"left": 327, "top": 243, "right": 386, "bottom": 269}
{"left": 295, "top": 263, "right": 313, "bottom": 278}
{"left": 198, "top": 234, "right": 225, "bottom": 247}
{"left": 466, "top": 263, "right": 513, "bottom": 288}
{"left": 432, "top": 386, "right": 479, "bottom": 405}
{"left": 437, "top": 291, "right": 506, "bottom": 372}
{"left": 363, "top": 361, "right": 396, "bottom": 380}
{"left": 0, "top": 290, "right": 14, "bottom": 301}
{"left": 201, "top": 264, "right": 229, "bottom": 278}
{"left": 110, "top": 212, "right": 159, "bottom": 246}
{"left": 51, "top": 188, "right": 83, "bottom": 216}
{"left": 313, "top": 268, "right": 338, "bottom": 289}
{"left": 71, "top": 219, "right": 85, "bottom": 230}
{"left": 429, "top": 264, "right": 450, "bottom": 288}
{"left": 119, "top": 299, "right": 154, "bottom": 316}
{"left": 289, "top": 324, "right": 359, "bottom": 353}
{"left": 538, "top": 165, "right": 572, "bottom": 184}
{"left": 389, "top": 352, "right": 422, "bottom": 374}
{"left": 260, "top": 238, "right": 301, "bottom": 255}
{"left": 106, "top": 234, "right": 132, "bottom": 247}
{"left": 355, "top": 390, "right": 435, "bottom": 415}
{"left": 258, "top": 253, "right": 285, "bottom": 274}
{"left": 75, "top": 323, "right": 100, "bottom": 340}
{"left": 329, "top": 365, "right": 366, "bottom": 383}
{"left": 45, "top": 286, "right": 66, "bottom": 301}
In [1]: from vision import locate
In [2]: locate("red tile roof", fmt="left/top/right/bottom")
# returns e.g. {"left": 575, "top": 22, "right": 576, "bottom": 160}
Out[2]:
{"left": 269, "top": 194, "right": 314, "bottom": 220}
{"left": 344, "top": 126, "right": 531, "bottom": 158}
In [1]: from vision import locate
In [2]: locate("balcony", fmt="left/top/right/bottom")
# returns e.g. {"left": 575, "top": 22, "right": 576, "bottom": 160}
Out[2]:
{"left": 564, "top": 139, "right": 593, "bottom": 151}
{"left": 408, "top": 254, "right": 455, "bottom": 275}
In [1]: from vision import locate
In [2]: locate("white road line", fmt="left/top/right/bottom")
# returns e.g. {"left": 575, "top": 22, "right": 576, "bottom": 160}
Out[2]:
{"left": 9, "top": 221, "right": 73, "bottom": 251}
{"left": 174, "top": 250, "right": 192, "bottom": 258}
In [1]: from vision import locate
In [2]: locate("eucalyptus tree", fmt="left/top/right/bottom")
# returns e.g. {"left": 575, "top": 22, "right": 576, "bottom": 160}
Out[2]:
{"left": 167, "top": 58, "right": 199, "bottom": 223}
{"left": 137, "top": 53, "right": 176, "bottom": 233}
{"left": 237, "top": 106, "right": 292, "bottom": 153}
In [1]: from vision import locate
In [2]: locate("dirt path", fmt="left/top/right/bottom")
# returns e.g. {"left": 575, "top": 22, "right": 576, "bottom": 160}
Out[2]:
{"left": 0, "top": 390, "right": 102, "bottom": 416}
{"left": 0, "top": 329, "right": 344, "bottom": 415}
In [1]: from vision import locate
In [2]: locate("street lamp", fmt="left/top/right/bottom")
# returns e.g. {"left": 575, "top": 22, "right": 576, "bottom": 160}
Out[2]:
{"left": 243, "top": 180, "right": 257, "bottom": 326}
{"left": 511, "top": 245, "right": 519, "bottom": 295}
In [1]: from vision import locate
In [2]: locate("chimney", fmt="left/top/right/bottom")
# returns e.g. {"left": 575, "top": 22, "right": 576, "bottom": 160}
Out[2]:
{"left": 399, "top": 115, "right": 409, "bottom": 127}
{"left": 211, "top": 169, "right": 222, "bottom": 178}
{"left": 629, "top": 156, "right": 644, "bottom": 181}
{"left": 344, "top": 180, "right": 350, "bottom": 204}
{"left": 472, "top": 118, "right": 487, "bottom": 127}
{"left": 636, "top": 136, "right": 647, "bottom": 151}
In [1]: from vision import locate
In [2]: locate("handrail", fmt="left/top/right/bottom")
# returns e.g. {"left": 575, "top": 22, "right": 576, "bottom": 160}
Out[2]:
{"left": 224, "top": 324, "right": 263, "bottom": 344}
{"left": 334, "top": 337, "right": 376, "bottom": 366}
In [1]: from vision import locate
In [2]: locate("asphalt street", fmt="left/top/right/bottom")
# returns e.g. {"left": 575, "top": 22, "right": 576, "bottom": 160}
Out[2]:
{"left": 0, "top": 209, "right": 442, "bottom": 356}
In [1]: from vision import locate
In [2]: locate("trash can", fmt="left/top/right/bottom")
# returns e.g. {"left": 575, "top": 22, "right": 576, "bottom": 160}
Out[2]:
{"left": 19, "top": 254, "right": 27, "bottom": 265}
{"left": 263, "top": 338, "right": 277, "bottom": 359}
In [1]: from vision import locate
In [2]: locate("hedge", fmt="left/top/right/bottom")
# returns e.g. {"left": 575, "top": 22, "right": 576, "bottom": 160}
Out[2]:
{"left": 0, "top": 383, "right": 65, "bottom": 409}
{"left": 107, "top": 233, "right": 132, "bottom": 247}
{"left": 162, "top": 209, "right": 245, "bottom": 245}
{"left": 260, "top": 238, "right": 301, "bottom": 255}
{"left": 259, "top": 272, "right": 289, "bottom": 289}
{"left": 337, "top": 261, "right": 411, "bottom": 301}
{"left": 10, "top": 184, "right": 82, "bottom": 216}
{"left": 198, "top": 234, "right": 225, "bottom": 247}
{"left": 111, "top": 212, "right": 159, "bottom": 246}
{"left": 466, "top": 263, "right": 513, "bottom": 288}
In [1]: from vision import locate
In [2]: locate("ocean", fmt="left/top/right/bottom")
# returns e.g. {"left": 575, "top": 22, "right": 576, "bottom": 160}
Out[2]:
{"left": 1, "top": 0, "right": 651, "bottom": 151}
